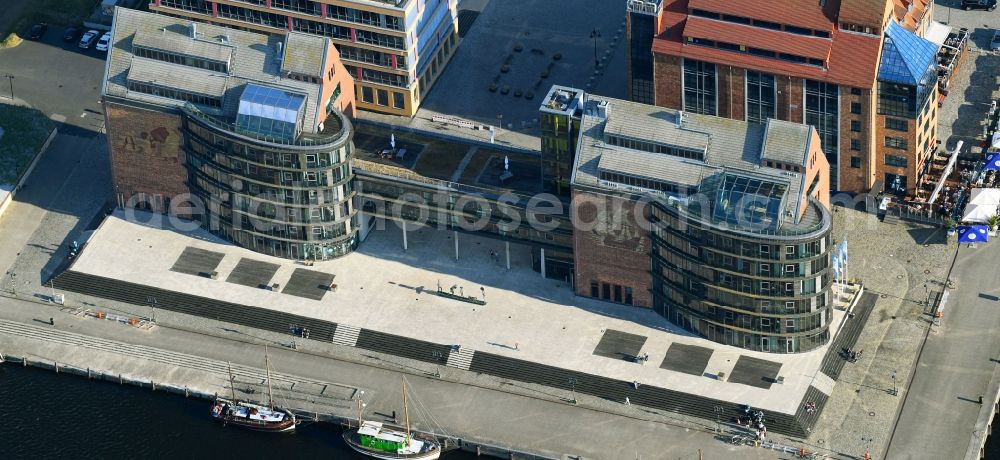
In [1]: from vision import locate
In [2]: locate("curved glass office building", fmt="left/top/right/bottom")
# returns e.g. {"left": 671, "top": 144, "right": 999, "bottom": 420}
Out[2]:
{"left": 568, "top": 88, "right": 835, "bottom": 353}
{"left": 183, "top": 95, "right": 357, "bottom": 261}
{"left": 102, "top": 10, "right": 359, "bottom": 261}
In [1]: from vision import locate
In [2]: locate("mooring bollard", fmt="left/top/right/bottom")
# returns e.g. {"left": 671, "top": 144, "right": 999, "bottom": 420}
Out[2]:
{"left": 475, "top": 446, "right": 481, "bottom": 457}
{"left": 55, "top": 362, "right": 59, "bottom": 373}
{"left": 152, "top": 381, "right": 156, "bottom": 391}
{"left": 119, "top": 374, "right": 123, "bottom": 384}
{"left": 87, "top": 367, "right": 91, "bottom": 379}
{"left": 22, "top": 357, "right": 26, "bottom": 367}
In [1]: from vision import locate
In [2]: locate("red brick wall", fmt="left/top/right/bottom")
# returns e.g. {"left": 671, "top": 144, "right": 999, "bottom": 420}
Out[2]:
{"left": 716, "top": 65, "right": 745, "bottom": 121}
{"left": 572, "top": 189, "right": 652, "bottom": 307}
{"left": 653, "top": 53, "right": 682, "bottom": 109}
{"left": 802, "top": 129, "right": 831, "bottom": 214}
{"left": 838, "top": 86, "right": 876, "bottom": 193}
{"left": 104, "top": 101, "right": 188, "bottom": 211}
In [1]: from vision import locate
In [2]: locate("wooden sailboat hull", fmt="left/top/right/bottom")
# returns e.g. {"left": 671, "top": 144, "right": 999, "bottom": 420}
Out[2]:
{"left": 342, "top": 429, "right": 441, "bottom": 460}
{"left": 210, "top": 399, "right": 297, "bottom": 433}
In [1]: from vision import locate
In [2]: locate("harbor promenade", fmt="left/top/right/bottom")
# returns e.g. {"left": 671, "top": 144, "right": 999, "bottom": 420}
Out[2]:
{"left": 0, "top": 294, "right": 788, "bottom": 460}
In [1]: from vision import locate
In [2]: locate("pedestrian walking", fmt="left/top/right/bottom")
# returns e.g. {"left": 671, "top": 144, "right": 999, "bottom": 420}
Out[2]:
{"left": 514, "top": 342, "right": 519, "bottom": 350}
{"left": 624, "top": 397, "right": 631, "bottom": 406}
{"left": 49, "top": 317, "right": 54, "bottom": 326}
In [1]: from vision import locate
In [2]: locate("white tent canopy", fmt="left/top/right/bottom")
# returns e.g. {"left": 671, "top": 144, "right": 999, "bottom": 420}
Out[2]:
{"left": 961, "top": 188, "right": 1000, "bottom": 223}
{"left": 925, "top": 21, "right": 952, "bottom": 48}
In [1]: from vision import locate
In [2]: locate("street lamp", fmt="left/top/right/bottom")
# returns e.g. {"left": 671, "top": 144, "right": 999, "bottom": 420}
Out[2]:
{"left": 568, "top": 377, "right": 578, "bottom": 404}
{"left": 147, "top": 295, "right": 158, "bottom": 322}
{"left": 890, "top": 370, "right": 898, "bottom": 396}
{"left": 714, "top": 405, "right": 725, "bottom": 433}
{"left": 589, "top": 29, "right": 601, "bottom": 69}
{"left": 0, "top": 74, "right": 12, "bottom": 100}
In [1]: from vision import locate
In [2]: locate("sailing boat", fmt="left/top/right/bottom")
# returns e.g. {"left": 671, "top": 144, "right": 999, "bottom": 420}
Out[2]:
{"left": 342, "top": 377, "right": 441, "bottom": 459}
{"left": 210, "top": 346, "right": 297, "bottom": 433}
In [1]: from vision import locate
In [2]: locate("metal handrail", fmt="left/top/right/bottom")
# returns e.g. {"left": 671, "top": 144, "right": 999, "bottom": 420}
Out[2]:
{"left": 182, "top": 103, "right": 349, "bottom": 148}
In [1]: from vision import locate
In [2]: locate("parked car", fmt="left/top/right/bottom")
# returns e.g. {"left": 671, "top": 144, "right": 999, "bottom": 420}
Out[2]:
{"left": 962, "top": 0, "right": 996, "bottom": 10}
{"left": 27, "top": 23, "right": 47, "bottom": 40}
{"left": 95, "top": 31, "right": 112, "bottom": 52}
{"left": 78, "top": 29, "right": 100, "bottom": 49}
{"left": 63, "top": 27, "right": 80, "bottom": 42}
{"left": 992, "top": 29, "right": 1000, "bottom": 50}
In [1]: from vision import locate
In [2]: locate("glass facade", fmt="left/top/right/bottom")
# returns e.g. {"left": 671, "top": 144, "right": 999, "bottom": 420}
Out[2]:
{"left": 805, "top": 80, "right": 839, "bottom": 187}
{"left": 745, "top": 71, "right": 775, "bottom": 124}
{"left": 236, "top": 85, "right": 306, "bottom": 143}
{"left": 182, "top": 107, "right": 357, "bottom": 260}
{"left": 540, "top": 112, "right": 580, "bottom": 195}
{"left": 682, "top": 59, "right": 717, "bottom": 115}
{"left": 628, "top": 11, "right": 655, "bottom": 104}
{"left": 649, "top": 199, "right": 832, "bottom": 353}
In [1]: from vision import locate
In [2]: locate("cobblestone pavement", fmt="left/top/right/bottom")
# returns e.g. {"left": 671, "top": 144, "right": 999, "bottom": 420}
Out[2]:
{"left": 809, "top": 207, "right": 953, "bottom": 459}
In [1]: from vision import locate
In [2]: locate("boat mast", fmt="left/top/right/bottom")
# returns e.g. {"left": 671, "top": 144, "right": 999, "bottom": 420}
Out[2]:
{"left": 264, "top": 345, "right": 274, "bottom": 410}
{"left": 227, "top": 361, "right": 237, "bottom": 400}
{"left": 402, "top": 376, "right": 411, "bottom": 442}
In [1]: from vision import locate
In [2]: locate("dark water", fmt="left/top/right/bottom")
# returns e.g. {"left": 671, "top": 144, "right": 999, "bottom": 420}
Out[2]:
{"left": 0, "top": 364, "right": 476, "bottom": 459}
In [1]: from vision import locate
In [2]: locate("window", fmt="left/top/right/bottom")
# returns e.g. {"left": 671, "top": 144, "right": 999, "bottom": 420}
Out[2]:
{"left": 885, "top": 154, "right": 908, "bottom": 167}
{"left": 785, "top": 245, "right": 795, "bottom": 255}
{"left": 759, "top": 244, "right": 770, "bottom": 255}
{"left": 602, "top": 283, "right": 611, "bottom": 300}
{"left": 624, "top": 287, "right": 633, "bottom": 305}
{"left": 786, "top": 319, "right": 795, "bottom": 331}
{"left": 850, "top": 120, "right": 861, "bottom": 132}
{"left": 760, "top": 300, "right": 771, "bottom": 311}
{"left": 885, "top": 137, "right": 908, "bottom": 149}
{"left": 746, "top": 71, "right": 775, "bottom": 123}
{"left": 805, "top": 79, "right": 839, "bottom": 185}
{"left": 377, "top": 89, "right": 389, "bottom": 106}
{"left": 785, "top": 301, "right": 795, "bottom": 311}
{"left": 760, "top": 281, "right": 770, "bottom": 290}
{"left": 785, "top": 264, "right": 796, "bottom": 273}
{"left": 590, "top": 281, "right": 599, "bottom": 298}
{"left": 761, "top": 318, "right": 772, "bottom": 328}
{"left": 886, "top": 173, "right": 907, "bottom": 194}
{"left": 851, "top": 156, "right": 862, "bottom": 168}
{"left": 683, "top": 59, "right": 717, "bottom": 115}
{"left": 851, "top": 139, "right": 861, "bottom": 151}
{"left": 754, "top": 19, "right": 782, "bottom": 30}
{"left": 885, "top": 117, "right": 909, "bottom": 131}
{"left": 393, "top": 91, "right": 405, "bottom": 109}
{"left": 361, "top": 86, "right": 374, "bottom": 103}
{"left": 760, "top": 264, "right": 770, "bottom": 275}
{"left": 614, "top": 285, "right": 623, "bottom": 303}
{"left": 851, "top": 102, "right": 861, "bottom": 114}
{"left": 784, "top": 282, "right": 794, "bottom": 292}
{"left": 851, "top": 87, "right": 861, "bottom": 96}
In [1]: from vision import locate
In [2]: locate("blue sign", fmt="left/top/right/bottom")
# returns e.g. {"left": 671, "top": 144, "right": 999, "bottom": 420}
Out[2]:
{"left": 958, "top": 225, "right": 989, "bottom": 244}
{"left": 986, "top": 154, "right": 1000, "bottom": 171}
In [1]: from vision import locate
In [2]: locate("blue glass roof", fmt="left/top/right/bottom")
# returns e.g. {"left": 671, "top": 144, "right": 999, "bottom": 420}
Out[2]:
{"left": 712, "top": 173, "right": 787, "bottom": 231}
{"left": 235, "top": 84, "right": 306, "bottom": 142}
{"left": 878, "top": 20, "right": 939, "bottom": 86}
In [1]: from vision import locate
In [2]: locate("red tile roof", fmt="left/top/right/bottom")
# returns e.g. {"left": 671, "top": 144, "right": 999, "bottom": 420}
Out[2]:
{"left": 839, "top": 0, "right": 891, "bottom": 29}
{"left": 686, "top": 0, "right": 835, "bottom": 31}
{"left": 683, "top": 16, "right": 832, "bottom": 61}
{"left": 652, "top": 28, "right": 881, "bottom": 89}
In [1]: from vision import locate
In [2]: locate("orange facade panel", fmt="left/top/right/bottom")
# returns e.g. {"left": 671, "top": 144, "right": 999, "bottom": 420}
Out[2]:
{"left": 686, "top": 0, "right": 835, "bottom": 31}
{"left": 683, "top": 16, "right": 832, "bottom": 60}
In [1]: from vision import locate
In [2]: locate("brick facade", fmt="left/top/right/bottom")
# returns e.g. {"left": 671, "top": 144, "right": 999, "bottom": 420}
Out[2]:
{"left": 571, "top": 189, "right": 652, "bottom": 308}
{"left": 839, "top": 87, "right": 877, "bottom": 193}
{"left": 653, "top": 54, "right": 682, "bottom": 109}
{"left": 716, "top": 65, "right": 745, "bottom": 121}
{"left": 104, "top": 102, "right": 188, "bottom": 212}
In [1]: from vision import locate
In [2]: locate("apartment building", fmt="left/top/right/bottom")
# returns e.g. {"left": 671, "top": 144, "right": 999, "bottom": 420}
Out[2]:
{"left": 150, "top": 0, "right": 459, "bottom": 117}
{"left": 627, "top": 0, "right": 942, "bottom": 195}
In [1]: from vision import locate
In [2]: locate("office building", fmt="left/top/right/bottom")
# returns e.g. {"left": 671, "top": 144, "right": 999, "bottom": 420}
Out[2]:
{"left": 627, "top": 0, "right": 942, "bottom": 195}
{"left": 149, "top": 0, "right": 460, "bottom": 117}
{"left": 102, "top": 8, "right": 359, "bottom": 260}
{"left": 565, "top": 86, "right": 834, "bottom": 352}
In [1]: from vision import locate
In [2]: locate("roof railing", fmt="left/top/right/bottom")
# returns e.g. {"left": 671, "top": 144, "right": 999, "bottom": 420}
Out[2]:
{"left": 181, "top": 102, "right": 348, "bottom": 148}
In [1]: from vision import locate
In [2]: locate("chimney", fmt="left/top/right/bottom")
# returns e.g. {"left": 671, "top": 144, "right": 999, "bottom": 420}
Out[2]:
{"left": 595, "top": 100, "right": 609, "bottom": 119}
{"left": 189, "top": 22, "right": 197, "bottom": 39}
{"left": 676, "top": 110, "right": 684, "bottom": 128}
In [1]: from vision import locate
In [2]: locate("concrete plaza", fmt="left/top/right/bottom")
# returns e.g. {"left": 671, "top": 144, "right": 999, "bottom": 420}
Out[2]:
{"left": 67, "top": 210, "right": 850, "bottom": 418}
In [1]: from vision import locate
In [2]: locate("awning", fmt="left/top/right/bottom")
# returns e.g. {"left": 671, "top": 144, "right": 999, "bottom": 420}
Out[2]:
{"left": 962, "top": 188, "right": 1000, "bottom": 223}
{"left": 925, "top": 21, "right": 952, "bottom": 48}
